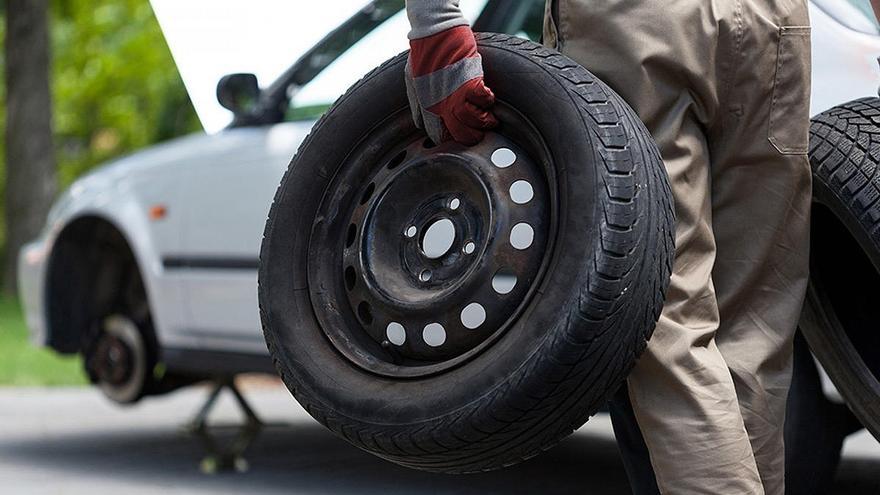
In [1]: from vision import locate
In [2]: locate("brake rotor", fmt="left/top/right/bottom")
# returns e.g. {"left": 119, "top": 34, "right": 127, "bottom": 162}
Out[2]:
{"left": 91, "top": 315, "right": 148, "bottom": 404}
{"left": 309, "top": 109, "right": 554, "bottom": 375}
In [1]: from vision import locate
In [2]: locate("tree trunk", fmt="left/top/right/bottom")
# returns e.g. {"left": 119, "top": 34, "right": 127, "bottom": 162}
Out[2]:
{"left": 3, "top": 0, "right": 57, "bottom": 295}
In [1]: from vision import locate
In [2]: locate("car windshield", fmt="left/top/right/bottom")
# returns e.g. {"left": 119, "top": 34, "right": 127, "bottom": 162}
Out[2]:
{"left": 285, "top": 0, "right": 546, "bottom": 121}
{"left": 815, "top": 0, "right": 880, "bottom": 34}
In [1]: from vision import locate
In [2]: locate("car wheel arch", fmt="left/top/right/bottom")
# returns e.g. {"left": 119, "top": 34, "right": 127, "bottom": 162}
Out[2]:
{"left": 44, "top": 214, "right": 158, "bottom": 359}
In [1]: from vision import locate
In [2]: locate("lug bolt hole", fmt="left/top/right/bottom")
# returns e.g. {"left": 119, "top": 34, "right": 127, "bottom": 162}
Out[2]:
{"left": 357, "top": 301, "right": 373, "bottom": 325}
{"left": 449, "top": 198, "right": 461, "bottom": 211}
{"left": 463, "top": 241, "right": 476, "bottom": 255}
{"left": 360, "top": 182, "right": 376, "bottom": 205}
{"left": 346, "top": 224, "right": 357, "bottom": 248}
{"left": 345, "top": 266, "right": 357, "bottom": 290}
{"left": 492, "top": 269, "right": 518, "bottom": 295}
{"left": 386, "top": 322, "right": 406, "bottom": 346}
{"left": 405, "top": 226, "right": 417, "bottom": 238}
{"left": 492, "top": 148, "right": 516, "bottom": 168}
{"left": 419, "top": 270, "right": 432, "bottom": 282}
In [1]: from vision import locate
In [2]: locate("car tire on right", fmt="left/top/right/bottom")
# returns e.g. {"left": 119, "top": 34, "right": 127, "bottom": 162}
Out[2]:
{"left": 802, "top": 96, "right": 880, "bottom": 440}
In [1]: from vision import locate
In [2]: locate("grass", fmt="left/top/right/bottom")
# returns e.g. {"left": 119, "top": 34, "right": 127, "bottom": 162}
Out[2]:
{"left": 0, "top": 296, "right": 88, "bottom": 386}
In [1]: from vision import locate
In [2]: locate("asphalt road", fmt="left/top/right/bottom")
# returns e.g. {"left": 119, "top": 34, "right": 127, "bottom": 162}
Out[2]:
{"left": 1, "top": 384, "right": 878, "bottom": 494}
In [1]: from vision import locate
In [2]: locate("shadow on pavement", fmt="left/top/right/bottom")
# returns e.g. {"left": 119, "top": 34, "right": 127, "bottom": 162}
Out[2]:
{"left": 3, "top": 422, "right": 630, "bottom": 494}
{"left": 3, "top": 420, "right": 878, "bottom": 494}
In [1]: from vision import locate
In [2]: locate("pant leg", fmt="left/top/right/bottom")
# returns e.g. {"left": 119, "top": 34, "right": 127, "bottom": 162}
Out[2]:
{"left": 710, "top": 2, "right": 812, "bottom": 494}
{"left": 545, "top": 1, "right": 764, "bottom": 492}
{"left": 609, "top": 385, "right": 660, "bottom": 495}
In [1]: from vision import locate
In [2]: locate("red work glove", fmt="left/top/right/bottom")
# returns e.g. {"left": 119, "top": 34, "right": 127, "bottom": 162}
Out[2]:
{"left": 405, "top": 24, "right": 498, "bottom": 146}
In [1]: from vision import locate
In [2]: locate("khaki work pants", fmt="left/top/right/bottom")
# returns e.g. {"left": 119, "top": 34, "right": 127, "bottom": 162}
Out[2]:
{"left": 544, "top": 1, "right": 812, "bottom": 493}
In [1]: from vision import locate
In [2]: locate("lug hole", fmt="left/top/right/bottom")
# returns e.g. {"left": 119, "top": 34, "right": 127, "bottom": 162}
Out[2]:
{"left": 405, "top": 226, "right": 417, "bottom": 238}
{"left": 357, "top": 302, "right": 373, "bottom": 325}
{"left": 509, "top": 180, "right": 534, "bottom": 204}
{"left": 386, "top": 322, "right": 406, "bottom": 346}
{"left": 492, "top": 269, "right": 518, "bottom": 295}
{"left": 423, "top": 323, "right": 446, "bottom": 347}
{"left": 510, "top": 223, "right": 535, "bottom": 250}
{"left": 346, "top": 224, "right": 357, "bottom": 248}
{"left": 491, "top": 148, "right": 516, "bottom": 168}
{"left": 461, "top": 303, "right": 487, "bottom": 330}
{"left": 463, "top": 241, "right": 476, "bottom": 255}
{"left": 345, "top": 266, "right": 357, "bottom": 291}
{"left": 419, "top": 270, "right": 432, "bottom": 282}
{"left": 360, "top": 182, "right": 376, "bottom": 205}
{"left": 387, "top": 150, "right": 406, "bottom": 170}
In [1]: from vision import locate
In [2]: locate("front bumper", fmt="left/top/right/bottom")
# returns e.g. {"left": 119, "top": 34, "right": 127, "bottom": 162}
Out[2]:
{"left": 17, "top": 238, "right": 50, "bottom": 347}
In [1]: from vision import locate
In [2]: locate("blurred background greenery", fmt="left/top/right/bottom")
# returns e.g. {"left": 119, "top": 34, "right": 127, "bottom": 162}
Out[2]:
{"left": 0, "top": 0, "right": 201, "bottom": 385}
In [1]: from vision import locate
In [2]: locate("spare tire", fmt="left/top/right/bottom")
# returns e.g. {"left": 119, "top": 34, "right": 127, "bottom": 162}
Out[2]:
{"left": 802, "top": 97, "right": 880, "bottom": 440}
{"left": 259, "top": 33, "right": 674, "bottom": 473}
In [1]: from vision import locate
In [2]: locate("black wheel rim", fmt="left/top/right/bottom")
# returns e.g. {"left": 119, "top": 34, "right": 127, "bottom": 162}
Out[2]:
{"left": 308, "top": 103, "right": 559, "bottom": 378}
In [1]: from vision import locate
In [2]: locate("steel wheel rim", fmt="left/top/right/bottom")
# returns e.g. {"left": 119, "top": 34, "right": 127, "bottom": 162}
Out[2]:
{"left": 308, "top": 104, "right": 558, "bottom": 378}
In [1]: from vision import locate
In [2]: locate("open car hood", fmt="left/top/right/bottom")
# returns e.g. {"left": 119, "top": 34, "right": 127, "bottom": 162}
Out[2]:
{"left": 150, "top": 0, "right": 372, "bottom": 133}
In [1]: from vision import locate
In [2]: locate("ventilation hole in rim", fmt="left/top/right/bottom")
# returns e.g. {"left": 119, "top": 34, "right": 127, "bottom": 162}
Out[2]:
{"left": 461, "top": 303, "right": 487, "bottom": 330}
{"left": 463, "top": 241, "right": 476, "bottom": 254}
{"left": 492, "top": 269, "right": 518, "bottom": 295}
{"left": 510, "top": 223, "right": 535, "bottom": 250}
{"left": 491, "top": 148, "right": 516, "bottom": 168}
{"left": 345, "top": 266, "right": 357, "bottom": 291}
{"left": 422, "top": 218, "right": 456, "bottom": 259}
{"left": 386, "top": 322, "right": 406, "bottom": 346}
{"left": 509, "top": 180, "right": 534, "bottom": 204}
{"left": 387, "top": 150, "right": 407, "bottom": 170}
{"left": 360, "top": 182, "right": 376, "bottom": 205}
{"left": 345, "top": 224, "right": 357, "bottom": 248}
{"left": 405, "top": 225, "right": 418, "bottom": 238}
{"left": 357, "top": 302, "right": 373, "bottom": 325}
{"left": 423, "top": 323, "right": 446, "bottom": 347}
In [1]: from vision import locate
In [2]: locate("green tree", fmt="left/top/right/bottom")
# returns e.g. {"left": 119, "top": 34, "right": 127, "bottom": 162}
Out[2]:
{"left": 3, "top": 0, "right": 56, "bottom": 294}
{"left": 51, "top": 0, "right": 201, "bottom": 185}
{"left": 0, "top": 0, "right": 201, "bottom": 293}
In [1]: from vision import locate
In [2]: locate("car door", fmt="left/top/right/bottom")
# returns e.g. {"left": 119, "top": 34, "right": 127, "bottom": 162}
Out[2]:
{"left": 175, "top": 123, "right": 304, "bottom": 352}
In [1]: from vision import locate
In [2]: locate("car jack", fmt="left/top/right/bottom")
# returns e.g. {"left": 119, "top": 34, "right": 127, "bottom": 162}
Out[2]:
{"left": 185, "top": 377, "right": 265, "bottom": 474}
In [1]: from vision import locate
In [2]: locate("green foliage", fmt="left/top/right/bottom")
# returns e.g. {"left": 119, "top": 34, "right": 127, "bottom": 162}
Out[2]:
{"left": 50, "top": 0, "right": 202, "bottom": 185}
{"left": 0, "top": 0, "right": 200, "bottom": 270}
{"left": 0, "top": 297, "right": 87, "bottom": 385}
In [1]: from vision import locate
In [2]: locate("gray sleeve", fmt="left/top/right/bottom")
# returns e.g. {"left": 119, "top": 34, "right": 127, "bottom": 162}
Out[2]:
{"left": 405, "top": 0, "right": 470, "bottom": 39}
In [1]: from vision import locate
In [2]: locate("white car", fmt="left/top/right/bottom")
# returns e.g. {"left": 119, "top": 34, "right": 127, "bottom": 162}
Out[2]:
{"left": 15, "top": 0, "right": 880, "bottom": 467}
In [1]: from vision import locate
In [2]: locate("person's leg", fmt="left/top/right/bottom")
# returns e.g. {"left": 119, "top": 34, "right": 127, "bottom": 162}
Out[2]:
{"left": 545, "top": 1, "right": 764, "bottom": 492}
{"left": 608, "top": 386, "right": 659, "bottom": 495}
{"left": 710, "top": 2, "right": 812, "bottom": 494}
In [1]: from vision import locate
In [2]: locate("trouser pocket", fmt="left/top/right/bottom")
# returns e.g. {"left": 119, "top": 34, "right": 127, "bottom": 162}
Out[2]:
{"left": 768, "top": 26, "right": 811, "bottom": 155}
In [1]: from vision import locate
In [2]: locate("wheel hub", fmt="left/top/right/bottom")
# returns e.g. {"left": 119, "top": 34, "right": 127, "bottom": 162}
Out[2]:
{"left": 340, "top": 132, "right": 550, "bottom": 362}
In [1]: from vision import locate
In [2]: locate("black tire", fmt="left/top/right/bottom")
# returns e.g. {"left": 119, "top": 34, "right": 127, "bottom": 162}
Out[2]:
{"left": 802, "top": 97, "right": 880, "bottom": 441}
{"left": 259, "top": 34, "right": 674, "bottom": 473}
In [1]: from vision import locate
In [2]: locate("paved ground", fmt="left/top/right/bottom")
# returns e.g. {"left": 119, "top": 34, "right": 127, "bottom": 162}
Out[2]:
{"left": 1, "top": 384, "right": 878, "bottom": 494}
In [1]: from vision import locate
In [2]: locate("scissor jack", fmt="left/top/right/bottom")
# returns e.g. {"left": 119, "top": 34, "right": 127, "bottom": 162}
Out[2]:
{"left": 184, "top": 377, "right": 268, "bottom": 474}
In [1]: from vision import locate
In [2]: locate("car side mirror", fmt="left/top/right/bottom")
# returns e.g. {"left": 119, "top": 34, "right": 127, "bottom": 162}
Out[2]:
{"left": 216, "top": 73, "right": 260, "bottom": 115}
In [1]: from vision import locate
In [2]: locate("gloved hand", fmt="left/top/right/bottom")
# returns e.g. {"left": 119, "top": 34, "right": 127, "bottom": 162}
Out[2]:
{"left": 405, "top": 1, "right": 498, "bottom": 146}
